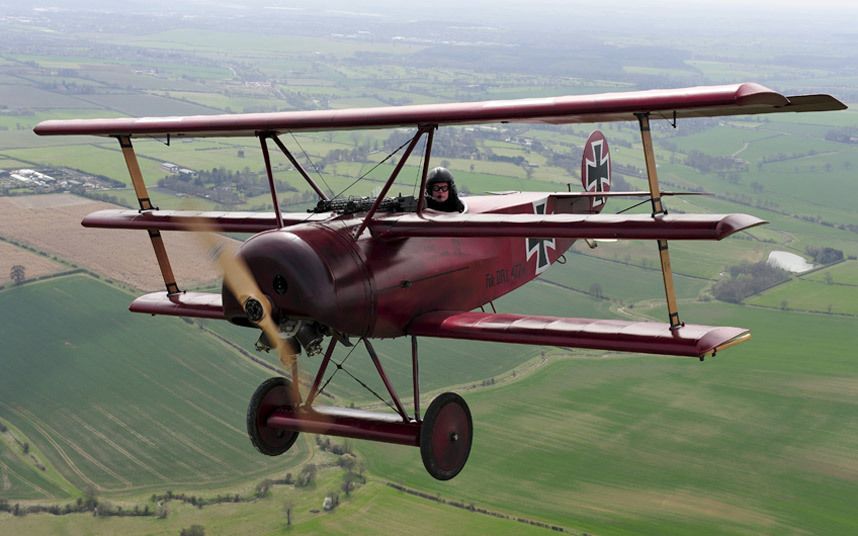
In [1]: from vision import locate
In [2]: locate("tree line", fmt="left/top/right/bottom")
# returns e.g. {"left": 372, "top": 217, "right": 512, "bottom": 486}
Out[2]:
{"left": 712, "top": 261, "right": 790, "bottom": 303}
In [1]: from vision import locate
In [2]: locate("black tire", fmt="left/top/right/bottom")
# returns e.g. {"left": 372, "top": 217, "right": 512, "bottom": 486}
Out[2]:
{"left": 247, "top": 377, "right": 299, "bottom": 456}
{"left": 420, "top": 392, "right": 473, "bottom": 480}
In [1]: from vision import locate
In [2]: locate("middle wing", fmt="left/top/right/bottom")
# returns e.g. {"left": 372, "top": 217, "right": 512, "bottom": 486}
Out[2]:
{"left": 371, "top": 212, "right": 765, "bottom": 240}
{"left": 81, "top": 209, "right": 330, "bottom": 233}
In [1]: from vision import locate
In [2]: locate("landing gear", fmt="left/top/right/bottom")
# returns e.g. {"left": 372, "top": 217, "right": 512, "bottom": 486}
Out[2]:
{"left": 246, "top": 337, "right": 474, "bottom": 480}
{"left": 247, "top": 377, "right": 299, "bottom": 456}
{"left": 420, "top": 392, "right": 473, "bottom": 481}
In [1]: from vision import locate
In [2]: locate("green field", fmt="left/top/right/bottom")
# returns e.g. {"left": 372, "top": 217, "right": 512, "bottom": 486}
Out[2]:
{"left": 747, "top": 276, "right": 858, "bottom": 315}
{"left": 541, "top": 249, "right": 711, "bottom": 304}
{"left": 357, "top": 302, "right": 858, "bottom": 535}
{"left": 803, "top": 260, "right": 858, "bottom": 285}
{"left": 0, "top": 275, "right": 307, "bottom": 497}
{"left": 0, "top": 476, "right": 555, "bottom": 536}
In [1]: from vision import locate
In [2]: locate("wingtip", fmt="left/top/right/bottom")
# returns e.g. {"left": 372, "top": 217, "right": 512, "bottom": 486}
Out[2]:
{"left": 717, "top": 214, "right": 768, "bottom": 239}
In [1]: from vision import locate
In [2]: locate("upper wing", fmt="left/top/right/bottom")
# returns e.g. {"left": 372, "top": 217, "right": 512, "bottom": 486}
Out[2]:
{"left": 33, "top": 83, "right": 845, "bottom": 138}
{"left": 408, "top": 311, "right": 750, "bottom": 358}
{"left": 371, "top": 212, "right": 765, "bottom": 240}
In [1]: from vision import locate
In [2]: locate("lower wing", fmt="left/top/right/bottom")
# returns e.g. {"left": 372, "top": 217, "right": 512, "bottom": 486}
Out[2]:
{"left": 407, "top": 311, "right": 750, "bottom": 359}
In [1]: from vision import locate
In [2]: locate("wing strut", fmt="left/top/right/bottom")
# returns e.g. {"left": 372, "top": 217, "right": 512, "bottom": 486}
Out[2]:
{"left": 259, "top": 136, "right": 284, "bottom": 229}
{"left": 269, "top": 135, "right": 330, "bottom": 202}
{"left": 416, "top": 125, "right": 437, "bottom": 214}
{"left": 117, "top": 136, "right": 181, "bottom": 295}
{"left": 354, "top": 125, "right": 433, "bottom": 238}
{"left": 636, "top": 113, "right": 681, "bottom": 330}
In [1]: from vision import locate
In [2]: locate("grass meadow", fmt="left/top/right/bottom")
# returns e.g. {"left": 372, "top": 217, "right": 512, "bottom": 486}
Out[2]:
{"left": 747, "top": 277, "right": 858, "bottom": 315}
{"left": 356, "top": 302, "right": 858, "bottom": 535}
{"left": 0, "top": 275, "right": 308, "bottom": 498}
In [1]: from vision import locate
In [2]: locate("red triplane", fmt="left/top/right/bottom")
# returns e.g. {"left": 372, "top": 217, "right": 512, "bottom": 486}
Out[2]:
{"left": 35, "top": 83, "right": 844, "bottom": 480}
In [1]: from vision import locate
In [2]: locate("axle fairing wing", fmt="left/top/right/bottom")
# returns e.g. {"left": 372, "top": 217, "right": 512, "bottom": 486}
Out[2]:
{"left": 34, "top": 83, "right": 845, "bottom": 138}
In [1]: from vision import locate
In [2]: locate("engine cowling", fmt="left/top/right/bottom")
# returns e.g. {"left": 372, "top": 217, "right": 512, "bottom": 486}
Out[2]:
{"left": 222, "top": 226, "right": 373, "bottom": 337}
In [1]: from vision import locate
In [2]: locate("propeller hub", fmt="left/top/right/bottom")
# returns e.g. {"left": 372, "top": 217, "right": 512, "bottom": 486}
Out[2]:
{"left": 243, "top": 297, "right": 265, "bottom": 322}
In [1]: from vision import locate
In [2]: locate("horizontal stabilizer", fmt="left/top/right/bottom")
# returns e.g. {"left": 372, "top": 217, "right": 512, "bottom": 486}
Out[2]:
{"left": 33, "top": 83, "right": 846, "bottom": 138}
{"left": 82, "top": 209, "right": 328, "bottom": 233}
{"left": 372, "top": 213, "right": 765, "bottom": 240}
{"left": 130, "top": 291, "right": 224, "bottom": 319}
{"left": 408, "top": 311, "right": 750, "bottom": 358}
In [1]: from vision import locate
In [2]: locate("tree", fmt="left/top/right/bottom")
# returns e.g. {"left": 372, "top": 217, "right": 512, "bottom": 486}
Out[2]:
{"left": 83, "top": 485, "right": 98, "bottom": 510}
{"left": 283, "top": 499, "right": 295, "bottom": 526}
{"left": 180, "top": 525, "right": 206, "bottom": 536}
{"left": 296, "top": 463, "right": 317, "bottom": 487}
{"left": 10, "top": 264, "right": 25, "bottom": 285}
{"left": 255, "top": 479, "right": 273, "bottom": 498}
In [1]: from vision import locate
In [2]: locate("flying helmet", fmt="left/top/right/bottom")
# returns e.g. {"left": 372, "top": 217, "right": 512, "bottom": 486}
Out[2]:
{"left": 426, "top": 167, "right": 456, "bottom": 192}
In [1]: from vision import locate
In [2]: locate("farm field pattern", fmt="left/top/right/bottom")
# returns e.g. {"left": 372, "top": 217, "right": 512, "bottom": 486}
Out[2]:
{"left": 1, "top": 4, "right": 857, "bottom": 535}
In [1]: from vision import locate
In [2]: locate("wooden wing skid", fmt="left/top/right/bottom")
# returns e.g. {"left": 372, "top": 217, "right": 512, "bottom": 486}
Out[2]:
{"left": 82, "top": 209, "right": 329, "bottom": 233}
{"left": 372, "top": 213, "right": 766, "bottom": 240}
{"left": 33, "top": 83, "right": 846, "bottom": 138}
{"left": 408, "top": 311, "right": 750, "bottom": 358}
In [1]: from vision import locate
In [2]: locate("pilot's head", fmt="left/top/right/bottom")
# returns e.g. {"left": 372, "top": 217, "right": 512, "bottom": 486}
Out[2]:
{"left": 426, "top": 167, "right": 455, "bottom": 203}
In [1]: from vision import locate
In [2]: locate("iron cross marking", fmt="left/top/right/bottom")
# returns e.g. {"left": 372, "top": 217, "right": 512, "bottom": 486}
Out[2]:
{"left": 526, "top": 199, "right": 555, "bottom": 275}
{"left": 585, "top": 140, "right": 609, "bottom": 207}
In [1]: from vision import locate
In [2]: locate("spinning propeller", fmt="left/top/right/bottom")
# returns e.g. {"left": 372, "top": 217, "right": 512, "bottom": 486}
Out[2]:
{"left": 178, "top": 209, "right": 306, "bottom": 393}
{"left": 197, "top": 230, "right": 297, "bottom": 371}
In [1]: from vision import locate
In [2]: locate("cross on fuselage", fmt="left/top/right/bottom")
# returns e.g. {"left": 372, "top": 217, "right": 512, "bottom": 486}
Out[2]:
{"left": 526, "top": 200, "right": 555, "bottom": 274}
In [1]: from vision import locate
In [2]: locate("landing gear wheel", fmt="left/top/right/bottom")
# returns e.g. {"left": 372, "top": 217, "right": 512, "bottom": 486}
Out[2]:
{"left": 420, "top": 392, "right": 473, "bottom": 480}
{"left": 247, "top": 377, "right": 299, "bottom": 456}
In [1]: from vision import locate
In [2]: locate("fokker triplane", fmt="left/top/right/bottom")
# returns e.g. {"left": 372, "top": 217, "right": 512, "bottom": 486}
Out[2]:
{"left": 35, "top": 83, "right": 845, "bottom": 480}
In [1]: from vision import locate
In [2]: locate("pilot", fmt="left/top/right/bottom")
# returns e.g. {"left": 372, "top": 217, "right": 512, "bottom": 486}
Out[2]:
{"left": 425, "top": 167, "right": 465, "bottom": 212}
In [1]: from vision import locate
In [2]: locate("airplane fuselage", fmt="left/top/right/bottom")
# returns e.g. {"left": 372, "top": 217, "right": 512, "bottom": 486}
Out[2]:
{"left": 227, "top": 192, "right": 582, "bottom": 338}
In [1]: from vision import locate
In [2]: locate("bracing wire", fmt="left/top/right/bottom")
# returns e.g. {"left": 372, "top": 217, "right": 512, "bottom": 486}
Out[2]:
{"left": 616, "top": 198, "right": 652, "bottom": 214}
{"left": 288, "top": 132, "right": 335, "bottom": 198}
{"left": 316, "top": 339, "right": 399, "bottom": 414}
{"left": 329, "top": 135, "right": 415, "bottom": 202}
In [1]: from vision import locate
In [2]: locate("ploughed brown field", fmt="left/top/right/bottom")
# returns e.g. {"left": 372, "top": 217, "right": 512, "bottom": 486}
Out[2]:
{"left": 0, "top": 194, "right": 226, "bottom": 291}
{"left": 0, "top": 240, "right": 66, "bottom": 285}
